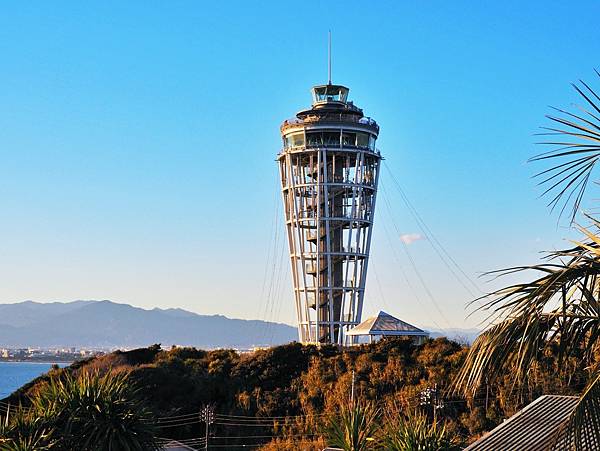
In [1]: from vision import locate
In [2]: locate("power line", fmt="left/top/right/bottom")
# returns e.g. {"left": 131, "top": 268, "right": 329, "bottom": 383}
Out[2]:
{"left": 380, "top": 183, "right": 453, "bottom": 329}
{"left": 259, "top": 180, "right": 284, "bottom": 345}
{"left": 214, "top": 417, "right": 317, "bottom": 424}
{"left": 383, "top": 162, "right": 483, "bottom": 297}
{"left": 198, "top": 445, "right": 261, "bottom": 449}
{"left": 260, "top": 181, "right": 289, "bottom": 345}
{"left": 214, "top": 421, "right": 300, "bottom": 427}
{"left": 266, "top": 232, "right": 290, "bottom": 344}
{"left": 158, "top": 419, "right": 202, "bottom": 428}
{"left": 376, "top": 208, "right": 444, "bottom": 330}
{"left": 255, "top": 180, "right": 281, "bottom": 340}
{"left": 215, "top": 412, "right": 327, "bottom": 419}
{"left": 157, "top": 412, "right": 201, "bottom": 422}
{"left": 211, "top": 434, "right": 319, "bottom": 439}
{"left": 155, "top": 411, "right": 326, "bottom": 430}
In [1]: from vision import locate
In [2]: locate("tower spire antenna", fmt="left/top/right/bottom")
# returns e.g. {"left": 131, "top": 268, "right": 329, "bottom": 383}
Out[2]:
{"left": 328, "top": 30, "right": 332, "bottom": 85}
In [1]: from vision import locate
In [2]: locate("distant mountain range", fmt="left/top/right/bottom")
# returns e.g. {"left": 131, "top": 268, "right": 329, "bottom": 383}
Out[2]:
{"left": 0, "top": 300, "right": 297, "bottom": 349}
{"left": 429, "top": 328, "right": 480, "bottom": 344}
{"left": 0, "top": 300, "right": 481, "bottom": 349}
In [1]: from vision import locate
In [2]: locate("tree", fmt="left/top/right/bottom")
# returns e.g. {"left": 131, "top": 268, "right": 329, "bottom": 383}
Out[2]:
{"left": 455, "top": 73, "right": 600, "bottom": 449}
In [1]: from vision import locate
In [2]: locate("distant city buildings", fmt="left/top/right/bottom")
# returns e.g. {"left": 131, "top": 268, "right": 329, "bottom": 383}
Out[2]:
{"left": 0, "top": 347, "right": 106, "bottom": 362}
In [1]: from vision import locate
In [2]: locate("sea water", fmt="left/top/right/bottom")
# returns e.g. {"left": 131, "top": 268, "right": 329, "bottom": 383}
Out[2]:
{"left": 0, "top": 362, "right": 67, "bottom": 399}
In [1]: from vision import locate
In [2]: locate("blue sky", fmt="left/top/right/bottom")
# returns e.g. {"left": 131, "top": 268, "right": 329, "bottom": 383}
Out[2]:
{"left": 1, "top": 1, "right": 599, "bottom": 335}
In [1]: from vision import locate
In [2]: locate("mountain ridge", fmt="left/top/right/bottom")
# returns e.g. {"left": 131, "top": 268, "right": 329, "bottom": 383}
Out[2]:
{"left": 0, "top": 300, "right": 296, "bottom": 349}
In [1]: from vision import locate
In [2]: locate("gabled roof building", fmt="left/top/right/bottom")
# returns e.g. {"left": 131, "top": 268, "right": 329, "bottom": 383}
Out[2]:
{"left": 465, "top": 394, "right": 599, "bottom": 450}
{"left": 346, "top": 311, "right": 429, "bottom": 345}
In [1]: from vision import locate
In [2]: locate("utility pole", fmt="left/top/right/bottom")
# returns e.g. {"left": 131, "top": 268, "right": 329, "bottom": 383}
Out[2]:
{"left": 200, "top": 405, "right": 215, "bottom": 451}
{"left": 433, "top": 384, "right": 438, "bottom": 424}
{"left": 485, "top": 376, "right": 489, "bottom": 411}
{"left": 419, "top": 385, "right": 443, "bottom": 423}
{"left": 350, "top": 371, "right": 355, "bottom": 405}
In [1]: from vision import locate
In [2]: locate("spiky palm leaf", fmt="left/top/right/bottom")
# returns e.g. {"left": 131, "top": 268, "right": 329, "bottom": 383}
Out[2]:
{"left": 383, "top": 412, "right": 462, "bottom": 451}
{"left": 455, "top": 73, "right": 600, "bottom": 450}
{"left": 0, "top": 405, "right": 54, "bottom": 451}
{"left": 455, "top": 223, "right": 600, "bottom": 450}
{"left": 531, "top": 71, "right": 600, "bottom": 223}
{"left": 554, "top": 371, "right": 600, "bottom": 449}
{"left": 456, "top": 224, "right": 600, "bottom": 386}
{"left": 29, "top": 370, "right": 159, "bottom": 451}
{"left": 324, "top": 401, "right": 380, "bottom": 451}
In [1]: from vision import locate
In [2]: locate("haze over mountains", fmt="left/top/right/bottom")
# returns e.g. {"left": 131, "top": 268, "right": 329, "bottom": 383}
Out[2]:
{"left": 0, "top": 301, "right": 297, "bottom": 349}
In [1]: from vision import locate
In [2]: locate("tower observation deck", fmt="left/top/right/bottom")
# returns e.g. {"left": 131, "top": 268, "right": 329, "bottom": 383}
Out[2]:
{"left": 278, "top": 83, "right": 382, "bottom": 345}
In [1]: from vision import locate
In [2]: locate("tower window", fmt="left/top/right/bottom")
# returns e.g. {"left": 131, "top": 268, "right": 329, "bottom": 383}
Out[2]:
{"left": 312, "top": 85, "right": 349, "bottom": 104}
{"left": 356, "top": 133, "right": 369, "bottom": 148}
{"left": 342, "top": 132, "right": 356, "bottom": 147}
{"left": 369, "top": 135, "right": 376, "bottom": 150}
{"left": 306, "top": 132, "right": 323, "bottom": 147}
{"left": 285, "top": 132, "right": 305, "bottom": 148}
{"left": 323, "top": 132, "right": 340, "bottom": 147}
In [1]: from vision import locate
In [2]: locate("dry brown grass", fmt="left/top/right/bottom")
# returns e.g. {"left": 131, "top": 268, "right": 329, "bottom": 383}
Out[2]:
{"left": 258, "top": 436, "right": 327, "bottom": 451}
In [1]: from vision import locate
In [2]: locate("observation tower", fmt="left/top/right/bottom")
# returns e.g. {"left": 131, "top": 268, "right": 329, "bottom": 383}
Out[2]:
{"left": 278, "top": 82, "right": 381, "bottom": 345}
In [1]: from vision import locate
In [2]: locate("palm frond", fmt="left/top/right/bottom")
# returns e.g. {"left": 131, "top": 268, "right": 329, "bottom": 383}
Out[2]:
{"left": 27, "top": 370, "right": 159, "bottom": 450}
{"left": 383, "top": 412, "right": 463, "bottom": 451}
{"left": 324, "top": 401, "right": 380, "bottom": 451}
{"left": 455, "top": 223, "right": 600, "bottom": 397}
{"left": 553, "top": 370, "right": 600, "bottom": 449}
{"left": 530, "top": 72, "right": 600, "bottom": 223}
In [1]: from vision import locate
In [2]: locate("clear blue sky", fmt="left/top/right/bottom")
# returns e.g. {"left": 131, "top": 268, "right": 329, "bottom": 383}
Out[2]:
{"left": 1, "top": 1, "right": 599, "bottom": 334}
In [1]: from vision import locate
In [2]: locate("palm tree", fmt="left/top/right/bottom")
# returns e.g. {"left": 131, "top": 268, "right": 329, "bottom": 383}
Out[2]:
{"left": 0, "top": 405, "right": 54, "bottom": 451}
{"left": 382, "top": 412, "right": 462, "bottom": 451}
{"left": 29, "top": 370, "right": 160, "bottom": 451}
{"left": 324, "top": 401, "right": 380, "bottom": 451}
{"left": 455, "top": 73, "right": 600, "bottom": 449}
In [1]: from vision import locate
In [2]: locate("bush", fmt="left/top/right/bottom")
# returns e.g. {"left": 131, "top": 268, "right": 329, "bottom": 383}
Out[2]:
{"left": 324, "top": 401, "right": 380, "bottom": 451}
{"left": 383, "top": 412, "right": 463, "bottom": 451}
{"left": 0, "top": 405, "right": 54, "bottom": 451}
{"left": 0, "top": 370, "right": 160, "bottom": 451}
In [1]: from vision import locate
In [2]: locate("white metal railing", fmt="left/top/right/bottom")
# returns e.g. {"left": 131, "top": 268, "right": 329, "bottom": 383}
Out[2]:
{"left": 280, "top": 115, "right": 379, "bottom": 129}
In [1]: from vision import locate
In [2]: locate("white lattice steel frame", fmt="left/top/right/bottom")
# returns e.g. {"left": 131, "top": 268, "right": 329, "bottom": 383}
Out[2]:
{"left": 277, "top": 84, "right": 381, "bottom": 345}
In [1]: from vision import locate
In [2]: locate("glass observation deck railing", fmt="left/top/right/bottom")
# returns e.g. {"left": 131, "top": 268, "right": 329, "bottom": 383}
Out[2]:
{"left": 280, "top": 145, "right": 382, "bottom": 156}
{"left": 281, "top": 116, "right": 378, "bottom": 130}
{"left": 285, "top": 181, "right": 377, "bottom": 193}
{"left": 292, "top": 210, "right": 373, "bottom": 221}
{"left": 283, "top": 144, "right": 379, "bottom": 152}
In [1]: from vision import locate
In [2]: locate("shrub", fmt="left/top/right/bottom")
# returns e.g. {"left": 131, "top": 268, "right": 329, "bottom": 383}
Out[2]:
{"left": 0, "top": 405, "right": 54, "bottom": 451}
{"left": 324, "top": 401, "right": 380, "bottom": 451}
{"left": 383, "top": 412, "right": 463, "bottom": 451}
{"left": 28, "top": 370, "right": 159, "bottom": 450}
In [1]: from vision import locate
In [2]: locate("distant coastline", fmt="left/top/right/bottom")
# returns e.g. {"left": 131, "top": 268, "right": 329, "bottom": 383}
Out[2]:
{"left": 0, "top": 358, "right": 75, "bottom": 364}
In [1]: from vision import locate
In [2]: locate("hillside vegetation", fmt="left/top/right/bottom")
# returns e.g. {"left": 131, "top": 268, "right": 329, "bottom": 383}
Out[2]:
{"left": 2, "top": 337, "right": 588, "bottom": 449}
